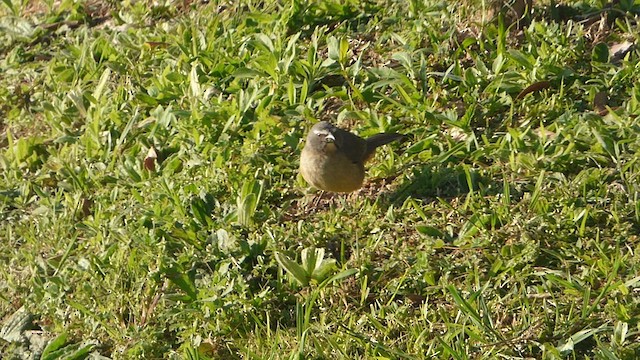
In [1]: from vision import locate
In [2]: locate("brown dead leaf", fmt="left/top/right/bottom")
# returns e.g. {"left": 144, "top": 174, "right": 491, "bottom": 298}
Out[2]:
{"left": 593, "top": 91, "right": 608, "bottom": 112}
{"left": 489, "top": 0, "right": 533, "bottom": 29}
{"left": 516, "top": 81, "right": 551, "bottom": 99}
{"left": 597, "top": 106, "right": 621, "bottom": 117}
{"left": 610, "top": 40, "right": 635, "bottom": 63}
{"left": 533, "top": 128, "right": 557, "bottom": 139}
{"left": 145, "top": 42, "right": 170, "bottom": 48}
{"left": 144, "top": 146, "right": 158, "bottom": 171}
{"left": 81, "top": 197, "right": 93, "bottom": 218}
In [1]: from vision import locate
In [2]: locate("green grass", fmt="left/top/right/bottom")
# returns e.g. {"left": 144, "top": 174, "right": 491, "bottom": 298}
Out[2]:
{"left": 1, "top": 0, "right": 640, "bottom": 358}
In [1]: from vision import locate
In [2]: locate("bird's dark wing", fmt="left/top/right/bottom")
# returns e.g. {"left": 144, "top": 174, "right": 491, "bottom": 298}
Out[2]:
{"left": 335, "top": 128, "right": 368, "bottom": 164}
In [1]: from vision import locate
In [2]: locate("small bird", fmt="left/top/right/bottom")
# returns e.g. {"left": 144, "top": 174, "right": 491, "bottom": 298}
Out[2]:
{"left": 300, "top": 121, "right": 404, "bottom": 193}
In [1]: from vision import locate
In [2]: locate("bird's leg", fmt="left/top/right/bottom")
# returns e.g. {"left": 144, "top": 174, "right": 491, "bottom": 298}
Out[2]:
{"left": 311, "top": 190, "right": 326, "bottom": 208}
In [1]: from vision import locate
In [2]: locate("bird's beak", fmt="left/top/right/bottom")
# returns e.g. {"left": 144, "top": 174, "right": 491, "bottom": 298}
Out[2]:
{"left": 325, "top": 133, "right": 336, "bottom": 143}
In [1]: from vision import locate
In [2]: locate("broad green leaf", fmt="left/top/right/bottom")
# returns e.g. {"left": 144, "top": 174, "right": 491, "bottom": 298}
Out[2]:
{"left": 162, "top": 263, "right": 197, "bottom": 301}
{"left": 276, "top": 252, "right": 309, "bottom": 286}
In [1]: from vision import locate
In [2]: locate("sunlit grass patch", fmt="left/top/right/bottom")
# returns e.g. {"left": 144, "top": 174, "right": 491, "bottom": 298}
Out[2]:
{"left": 1, "top": 0, "right": 640, "bottom": 358}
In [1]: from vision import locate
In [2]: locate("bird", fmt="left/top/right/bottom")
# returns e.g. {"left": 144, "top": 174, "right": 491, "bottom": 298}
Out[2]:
{"left": 300, "top": 121, "right": 404, "bottom": 193}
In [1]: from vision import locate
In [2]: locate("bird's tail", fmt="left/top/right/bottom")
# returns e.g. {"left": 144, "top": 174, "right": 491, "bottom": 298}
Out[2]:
{"left": 366, "top": 133, "right": 404, "bottom": 148}
{"left": 364, "top": 133, "right": 405, "bottom": 160}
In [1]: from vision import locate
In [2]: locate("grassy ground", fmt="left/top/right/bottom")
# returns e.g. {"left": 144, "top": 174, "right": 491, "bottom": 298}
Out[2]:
{"left": 1, "top": 0, "right": 640, "bottom": 358}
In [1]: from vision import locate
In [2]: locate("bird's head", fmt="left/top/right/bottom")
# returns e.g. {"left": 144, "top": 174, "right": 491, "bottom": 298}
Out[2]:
{"left": 308, "top": 121, "right": 340, "bottom": 152}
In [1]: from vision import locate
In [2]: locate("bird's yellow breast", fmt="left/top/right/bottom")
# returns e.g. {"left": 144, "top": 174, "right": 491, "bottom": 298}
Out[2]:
{"left": 300, "top": 147, "right": 365, "bottom": 193}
